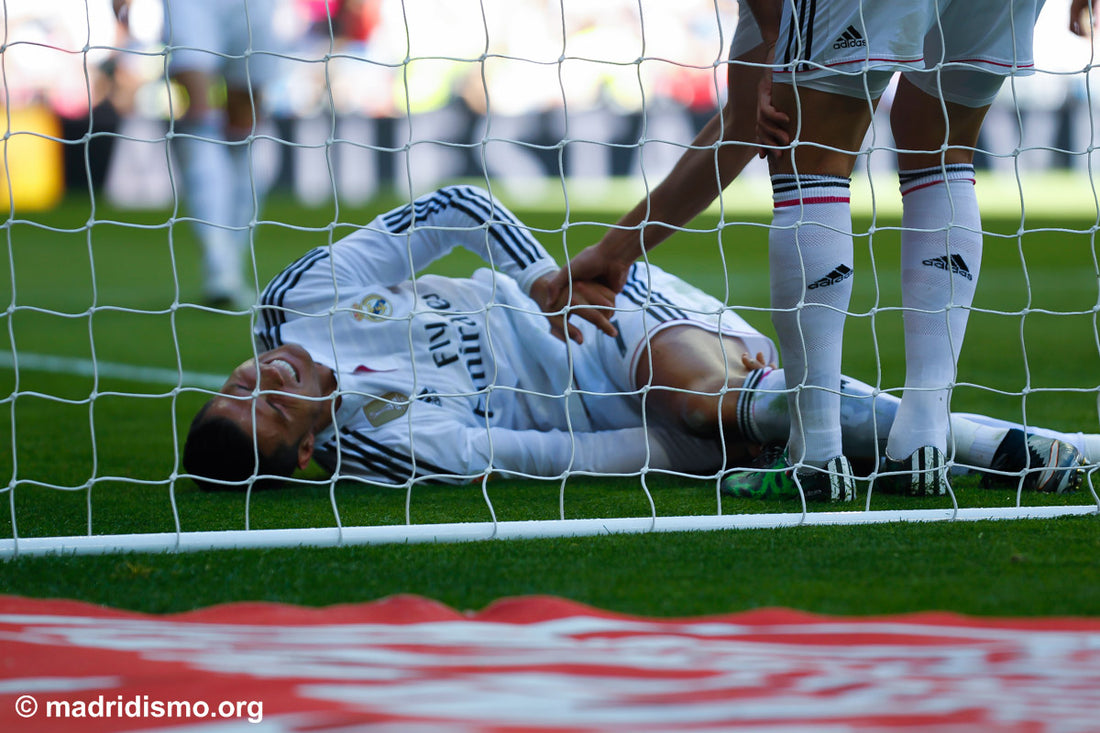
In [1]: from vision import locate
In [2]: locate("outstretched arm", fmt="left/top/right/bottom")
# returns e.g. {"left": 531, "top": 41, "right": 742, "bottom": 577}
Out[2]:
{"left": 323, "top": 185, "right": 559, "bottom": 296}
{"left": 544, "top": 36, "right": 771, "bottom": 337}
{"left": 322, "top": 413, "right": 726, "bottom": 485}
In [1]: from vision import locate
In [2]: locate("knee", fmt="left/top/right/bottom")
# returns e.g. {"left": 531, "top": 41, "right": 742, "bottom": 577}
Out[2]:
{"left": 660, "top": 377, "right": 733, "bottom": 438}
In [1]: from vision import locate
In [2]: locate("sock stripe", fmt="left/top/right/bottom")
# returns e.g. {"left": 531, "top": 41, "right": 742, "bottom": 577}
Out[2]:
{"left": 774, "top": 196, "right": 850, "bottom": 208}
{"left": 737, "top": 367, "right": 771, "bottom": 445}
{"left": 771, "top": 175, "right": 851, "bottom": 208}
{"left": 899, "top": 164, "right": 976, "bottom": 196}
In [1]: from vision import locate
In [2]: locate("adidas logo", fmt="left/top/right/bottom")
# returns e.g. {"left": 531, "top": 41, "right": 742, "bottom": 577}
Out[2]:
{"left": 922, "top": 254, "right": 973, "bottom": 281}
{"left": 833, "top": 25, "right": 866, "bottom": 50}
{"left": 807, "top": 264, "right": 853, "bottom": 290}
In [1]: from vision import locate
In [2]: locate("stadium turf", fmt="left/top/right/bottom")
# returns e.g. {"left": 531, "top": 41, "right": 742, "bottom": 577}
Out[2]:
{"left": 1, "top": 177, "right": 1098, "bottom": 617}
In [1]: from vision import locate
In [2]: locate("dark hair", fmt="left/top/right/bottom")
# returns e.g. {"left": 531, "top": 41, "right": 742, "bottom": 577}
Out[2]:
{"left": 182, "top": 401, "right": 301, "bottom": 491}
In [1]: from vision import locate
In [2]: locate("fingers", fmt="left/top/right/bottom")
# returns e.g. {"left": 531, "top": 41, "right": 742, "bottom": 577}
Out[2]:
{"left": 754, "top": 67, "right": 791, "bottom": 160}
{"left": 756, "top": 95, "right": 791, "bottom": 158}
{"left": 546, "top": 306, "right": 612, "bottom": 344}
{"left": 758, "top": 103, "right": 790, "bottom": 147}
{"left": 547, "top": 244, "right": 631, "bottom": 342}
{"left": 741, "top": 352, "right": 766, "bottom": 370}
{"left": 569, "top": 303, "right": 617, "bottom": 339}
{"left": 544, "top": 268, "right": 569, "bottom": 308}
{"left": 740, "top": 352, "right": 778, "bottom": 371}
{"left": 543, "top": 279, "right": 619, "bottom": 343}
{"left": 547, "top": 312, "right": 581, "bottom": 344}
{"left": 565, "top": 280, "right": 619, "bottom": 339}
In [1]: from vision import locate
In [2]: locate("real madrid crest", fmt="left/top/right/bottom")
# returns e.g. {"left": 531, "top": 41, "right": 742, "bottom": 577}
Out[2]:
{"left": 363, "top": 391, "right": 410, "bottom": 427}
{"left": 352, "top": 293, "right": 393, "bottom": 322}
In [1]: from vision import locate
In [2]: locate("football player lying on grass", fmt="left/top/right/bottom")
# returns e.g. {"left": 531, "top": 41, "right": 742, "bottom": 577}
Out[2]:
{"left": 183, "top": 185, "right": 1089, "bottom": 501}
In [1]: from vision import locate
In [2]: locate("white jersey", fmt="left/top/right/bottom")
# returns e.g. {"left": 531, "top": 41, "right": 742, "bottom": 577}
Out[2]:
{"left": 256, "top": 185, "right": 774, "bottom": 485}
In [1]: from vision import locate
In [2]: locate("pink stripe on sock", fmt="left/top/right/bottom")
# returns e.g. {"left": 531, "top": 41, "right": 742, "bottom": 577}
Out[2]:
{"left": 774, "top": 196, "right": 851, "bottom": 208}
{"left": 901, "top": 178, "right": 975, "bottom": 196}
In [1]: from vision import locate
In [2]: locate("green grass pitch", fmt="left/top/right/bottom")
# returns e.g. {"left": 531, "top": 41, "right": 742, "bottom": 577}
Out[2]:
{"left": 1, "top": 174, "right": 1099, "bottom": 617}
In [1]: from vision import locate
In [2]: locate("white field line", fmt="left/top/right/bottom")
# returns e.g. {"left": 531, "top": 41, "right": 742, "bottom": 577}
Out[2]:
{"left": 0, "top": 351, "right": 225, "bottom": 390}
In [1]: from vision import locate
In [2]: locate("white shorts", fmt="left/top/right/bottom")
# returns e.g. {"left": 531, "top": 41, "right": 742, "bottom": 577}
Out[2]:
{"left": 577, "top": 263, "right": 777, "bottom": 398}
{"left": 774, "top": 0, "right": 1046, "bottom": 106}
{"left": 162, "top": 0, "right": 284, "bottom": 88}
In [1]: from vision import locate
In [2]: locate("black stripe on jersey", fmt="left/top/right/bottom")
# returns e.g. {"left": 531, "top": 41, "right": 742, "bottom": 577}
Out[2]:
{"left": 380, "top": 199, "right": 413, "bottom": 232}
{"left": 624, "top": 269, "right": 682, "bottom": 321}
{"left": 380, "top": 186, "right": 543, "bottom": 272}
{"left": 339, "top": 426, "right": 453, "bottom": 481}
{"left": 445, "top": 186, "right": 543, "bottom": 270}
{"left": 643, "top": 282, "right": 691, "bottom": 322}
{"left": 620, "top": 265, "right": 688, "bottom": 323}
{"left": 380, "top": 187, "right": 466, "bottom": 233}
{"left": 380, "top": 190, "right": 449, "bottom": 233}
{"left": 257, "top": 247, "right": 330, "bottom": 350}
{"left": 329, "top": 435, "right": 409, "bottom": 484}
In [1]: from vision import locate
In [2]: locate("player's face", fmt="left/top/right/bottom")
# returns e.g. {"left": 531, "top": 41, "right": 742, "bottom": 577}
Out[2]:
{"left": 208, "top": 344, "right": 336, "bottom": 461}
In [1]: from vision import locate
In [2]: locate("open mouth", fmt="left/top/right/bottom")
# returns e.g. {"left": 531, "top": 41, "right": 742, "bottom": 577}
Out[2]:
{"left": 268, "top": 358, "right": 300, "bottom": 383}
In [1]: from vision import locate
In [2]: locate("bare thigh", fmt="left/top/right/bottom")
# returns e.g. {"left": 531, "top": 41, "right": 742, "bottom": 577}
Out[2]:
{"left": 769, "top": 83, "right": 878, "bottom": 178}
{"left": 890, "top": 76, "right": 992, "bottom": 169}
{"left": 635, "top": 325, "right": 757, "bottom": 462}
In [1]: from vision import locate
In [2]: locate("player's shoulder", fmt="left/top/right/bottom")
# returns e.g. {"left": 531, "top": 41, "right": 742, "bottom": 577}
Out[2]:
{"left": 259, "top": 247, "right": 333, "bottom": 300}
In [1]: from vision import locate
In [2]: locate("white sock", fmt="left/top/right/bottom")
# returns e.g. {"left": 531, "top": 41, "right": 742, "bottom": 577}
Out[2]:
{"left": 887, "top": 165, "right": 981, "bottom": 459}
{"left": 228, "top": 138, "right": 259, "bottom": 298}
{"left": 769, "top": 174, "right": 854, "bottom": 467}
{"left": 174, "top": 112, "right": 244, "bottom": 299}
{"left": 742, "top": 368, "right": 908, "bottom": 466}
{"left": 948, "top": 415, "right": 1007, "bottom": 471}
{"left": 741, "top": 373, "right": 1100, "bottom": 470}
{"left": 1080, "top": 433, "right": 1100, "bottom": 464}
{"left": 951, "top": 412, "right": 1100, "bottom": 467}
{"left": 736, "top": 367, "right": 789, "bottom": 446}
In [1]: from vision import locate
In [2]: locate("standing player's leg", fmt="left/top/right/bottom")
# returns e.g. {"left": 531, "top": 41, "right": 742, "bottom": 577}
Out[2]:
{"left": 761, "top": 82, "right": 877, "bottom": 500}
{"left": 884, "top": 75, "right": 992, "bottom": 493}
{"left": 223, "top": 84, "right": 263, "bottom": 304}
{"left": 162, "top": 0, "right": 247, "bottom": 307}
{"left": 220, "top": 0, "right": 282, "bottom": 306}
{"left": 883, "top": 0, "right": 1044, "bottom": 490}
{"left": 170, "top": 65, "right": 247, "bottom": 307}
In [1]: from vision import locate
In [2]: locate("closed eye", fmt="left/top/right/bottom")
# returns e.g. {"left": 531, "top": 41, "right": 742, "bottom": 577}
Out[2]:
{"left": 265, "top": 397, "right": 288, "bottom": 422}
{"left": 224, "top": 383, "right": 287, "bottom": 421}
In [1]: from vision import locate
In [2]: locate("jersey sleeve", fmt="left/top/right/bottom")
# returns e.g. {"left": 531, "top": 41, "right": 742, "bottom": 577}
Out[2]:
{"left": 314, "top": 405, "right": 723, "bottom": 485}
{"left": 325, "top": 184, "right": 559, "bottom": 296}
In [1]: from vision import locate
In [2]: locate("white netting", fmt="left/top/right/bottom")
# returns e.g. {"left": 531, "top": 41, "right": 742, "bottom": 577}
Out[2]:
{"left": 2, "top": 0, "right": 1099, "bottom": 557}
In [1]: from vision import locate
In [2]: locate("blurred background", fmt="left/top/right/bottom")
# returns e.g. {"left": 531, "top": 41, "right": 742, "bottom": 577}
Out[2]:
{"left": 1, "top": 0, "right": 1097, "bottom": 213}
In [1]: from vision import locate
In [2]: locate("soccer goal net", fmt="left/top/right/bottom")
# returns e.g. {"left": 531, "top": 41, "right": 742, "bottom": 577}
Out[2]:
{"left": 2, "top": 0, "right": 1099, "bottom": 558}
